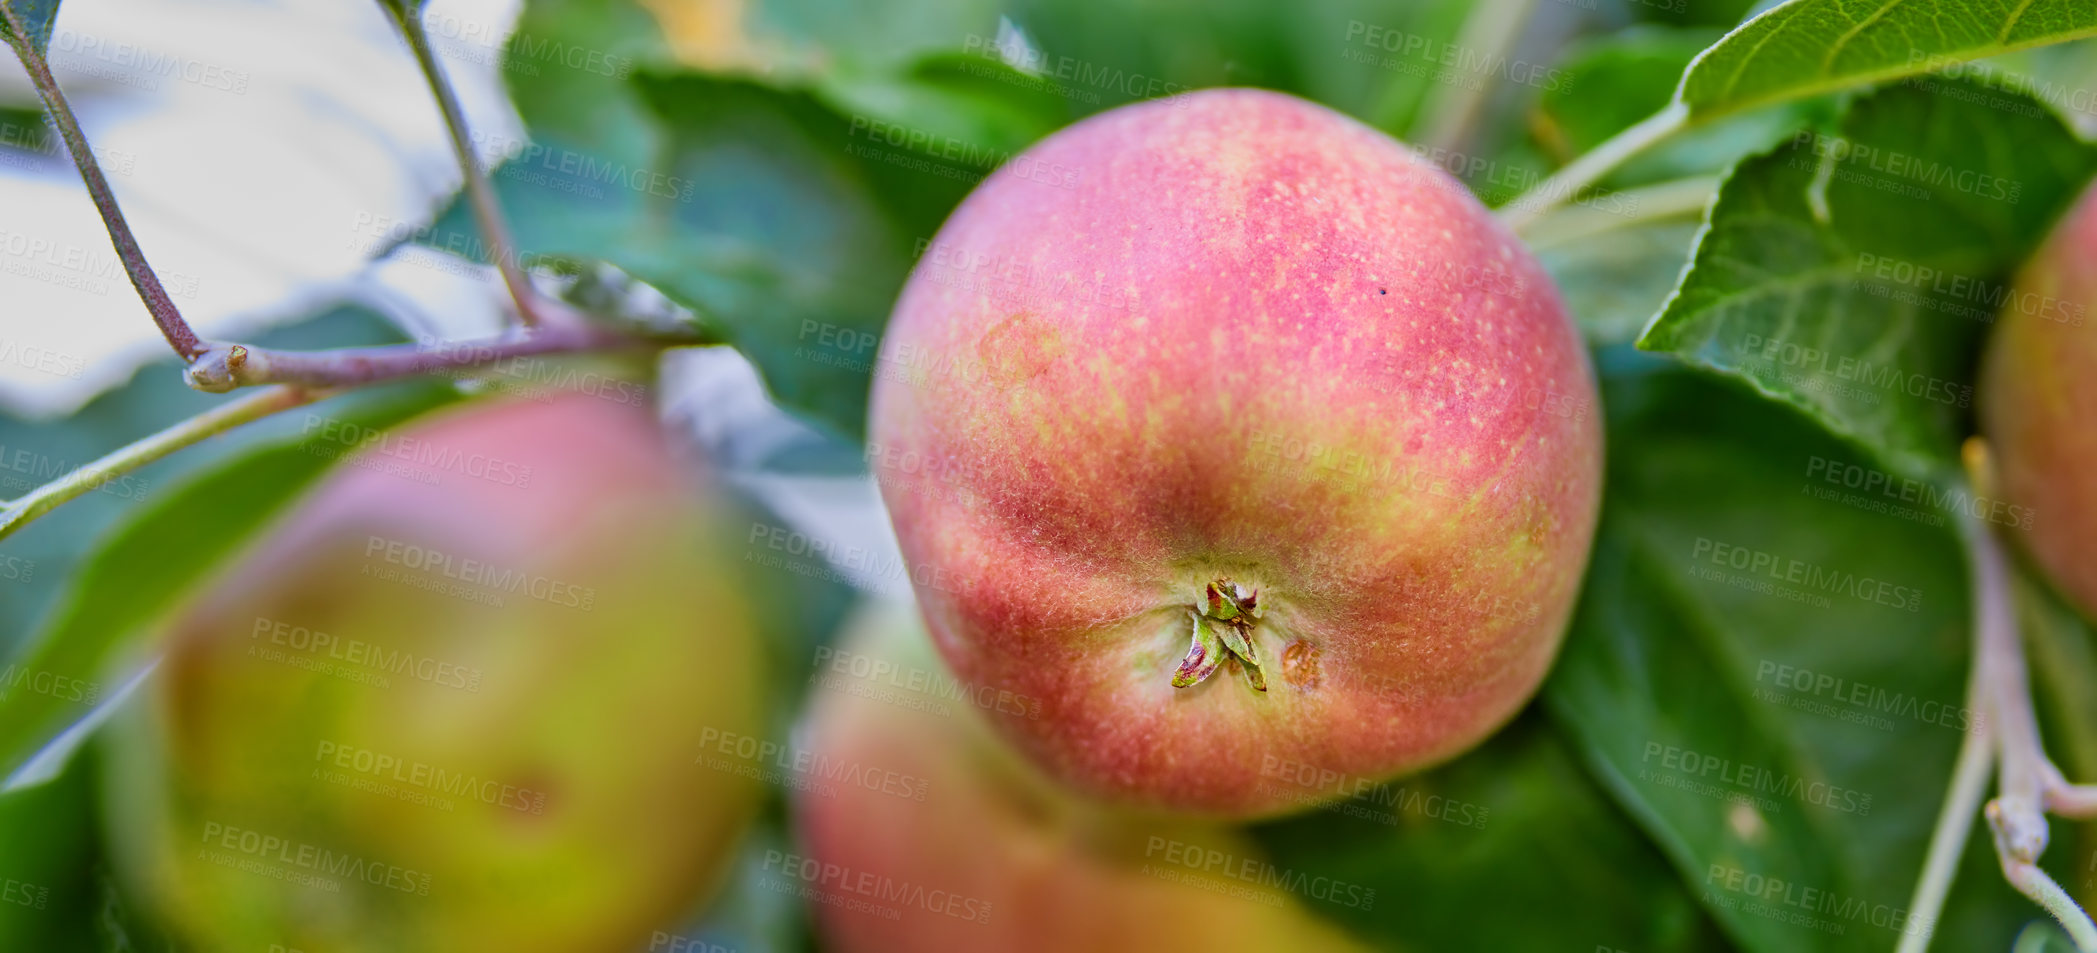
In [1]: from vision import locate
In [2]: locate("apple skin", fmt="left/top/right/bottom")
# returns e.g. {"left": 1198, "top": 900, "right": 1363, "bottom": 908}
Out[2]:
{"left": 794, "top": 599, "right": 1372, "bottom": 953}
{"left": 1980, "top": 184, "right": 2097, "bottom": 618}
{"left": 867, "top": 88, "right": 1602, "bottom": 817}
{"left": 101, "top": 393, "right": 767, "bottom": 953}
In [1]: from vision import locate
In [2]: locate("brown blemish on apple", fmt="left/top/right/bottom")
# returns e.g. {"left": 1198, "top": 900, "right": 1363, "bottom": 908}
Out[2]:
{"left": 977, "top": 311, "right": 1067, "bottom": 384}
{"left": 1282, "top": 640, "right": 1321, "bottom": 690}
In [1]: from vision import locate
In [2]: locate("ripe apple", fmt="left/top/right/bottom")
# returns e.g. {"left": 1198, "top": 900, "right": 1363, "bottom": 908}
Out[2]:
{"left": 1980, "top": 184, "right": 2097, "bottom": 618}
{"left": 101, "top": 392, "right": 768, "bottom": 953}
{"left": 867, "top": 88, "right": 1603, "bottom": 817}
{"left": 794, "top": 599, "right": 1371, "bottom": 953}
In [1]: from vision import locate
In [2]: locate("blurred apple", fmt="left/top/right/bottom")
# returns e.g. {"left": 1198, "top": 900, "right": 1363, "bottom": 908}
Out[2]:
{"left": 1979, "top": 183, "right": 2097, "bottom": 619}
{"left": 793, "top": 599, "right": 1372, "bottom": 953}
{"left": 101, "top": 391, "right": 767, "bottom": 953}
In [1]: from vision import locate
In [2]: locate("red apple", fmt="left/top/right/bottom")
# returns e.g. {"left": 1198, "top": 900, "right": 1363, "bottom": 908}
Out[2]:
{"left": 868, "top": 88, "right": 1603, "bottom": 817}
{"left": 102, "top": 391, "right": 768, "bottom": 953}
{"left": 1980, "top": 184, "right": 2097, "bottom": 617}
{"left": 794, "top": 599, "right": 1372, "bottom": 952}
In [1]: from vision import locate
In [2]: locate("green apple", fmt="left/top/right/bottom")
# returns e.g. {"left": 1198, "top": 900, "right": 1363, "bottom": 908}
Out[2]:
{"left": 102, "top": 392, "right": 767, "bottom": 953}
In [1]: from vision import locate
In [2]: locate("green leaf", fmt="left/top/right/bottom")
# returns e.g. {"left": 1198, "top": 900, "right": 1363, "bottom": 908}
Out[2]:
{"left": 0, "top": 746, "right": 175, "bottom": 953}
{"left": 1252, "top": 713, "right": 1731, "bottom": 951}
{"left": 1540, "top": 26, "right": 1823, "bottom": 188}
{"left": 1942, "top": 38, "right": 2097, "bottom": 138}
{"left": 375, "top": 0, "right": 427, "bottom": 21}
{"left": 1545, "top": 360, "right": 2037, "bottom": 952}
{"left": 0, "top": 0, "right": 61, "bottom": 56}
{"left": 810, "top": 52, "right": 1080, "bottom": 164}
{"left": 1637, "top": 79, "right": 2097, "bottom": 483}
{"left": 1004, "top": 0, "right": 1479, "bottom": 135}
{"left": 522, "top": 73, "right": 919, "bottom": 440}
{"left": 0, "top": 308, "right": 413, "bottom": 659}
{"left": 0, "top": 380, "right": 461, "bottom": 788}
{"left": 425, "top": 0, "right": 1062, "bottom": 437}
{"left": 1545, "top": 28, "right": 1725, "bottom": 160}
{"left": 0, "top": 753, "right": 95, "bottom": 953}
{"left": 728, "top": 0, "right": 1000, "bottom": 75}
{"left": 1677, "top": 0, "right": 2097, "bottom": 120}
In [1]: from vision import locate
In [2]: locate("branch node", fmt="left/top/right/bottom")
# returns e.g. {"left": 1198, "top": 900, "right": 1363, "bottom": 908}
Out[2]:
{"left": 1986, "top": 796, "right": 2051, "bottom": 864}
{"left": 186, "top": 345, "right": 243, "bottom": 393}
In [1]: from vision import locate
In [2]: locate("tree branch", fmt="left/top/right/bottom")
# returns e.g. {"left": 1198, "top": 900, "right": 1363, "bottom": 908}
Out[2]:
{"left": 183, "top": 322, "right": 678, "bottom": 392}
{"left": 0, "top": 5, "right": 205, "bottom": 359}
{"left": 380, "top": 1, "right": 551, "bottom": 329}
{"left": 1963, "top": 475, "right": 2097, "bottom": 948}
{"left": 1895, "top": 623, "right": 1994, "bottom": 953}
{"left": 0, "top": 386, "right": 319, "bottom": 543}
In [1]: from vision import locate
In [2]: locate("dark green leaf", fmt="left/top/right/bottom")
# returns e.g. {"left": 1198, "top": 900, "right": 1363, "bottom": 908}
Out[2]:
{"left": 1545, "top": 360, "right": 2035, "bottom": 952}
{"left": 0, "top": 105, "right": 50, "bottom": 157}
{"left": 811, "top": 52, "right": 1081, "bottom": 163}
{"left": 0, "top": 747, "right": 175, "bottom": 953}
{"left": 1544, "top": 27, "right": 1722, "bottom": 160}
{"left": 1002, "top": 0, "right": 1476, "bottom": 135}
{"left": 1253, "top": 713, "right": 1731, "bottom": 951}
{"left": 471, "top": 72, "right": 917, "bottom": 440}
{"left": 439, "top": 0, "right": 1074, "bottom": 437}
{"left": 1637, "top": 79, "right": 2097, "bottom": 483}
{"left": 0, "top": 754, "right": 95, "bottom": 953}
{"left": 1539, "top": 26, "right": 1821, "bottom": 187}
{"left": 0, "top": 308, "right": 412, "bottom": 659}
{"left": 0, "top": 380, "right": 462, "bottom": 788}
{"left": 1942, "top": 38, "right": 2097, "bottom": 138}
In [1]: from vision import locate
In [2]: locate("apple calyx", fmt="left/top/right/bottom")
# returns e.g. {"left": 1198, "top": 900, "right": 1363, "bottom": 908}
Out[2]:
{"left": 1171, "top": 579, "right": 1268, "bottom": 693}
